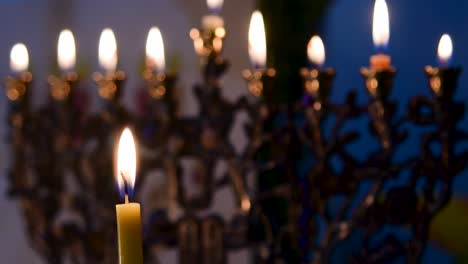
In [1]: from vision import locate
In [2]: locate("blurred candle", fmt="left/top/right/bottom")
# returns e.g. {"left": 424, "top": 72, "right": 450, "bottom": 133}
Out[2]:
{"left": 307, "top": 35, "right": 325, "bottom": 68}
{"left": 99, "top": 28, "right": 118, "bottom": 73}
{"left": 207, "top": 0, "right": 223, "bottom": 13}
{"left": 57, "top": 29, "right": 76, "bottom": 72}
{"left": 248, "top": 10, "right": 267, "bottom": 69}
{"left": 437, "top": 34, "right": 453, "bottom": 67}
{"left": 370, "top": 0, "right": 391, "bottom": 71}
{"left": 10, "top": 43, "right": 29, "bottom": 74}
{"left": 202, "top": 0, "right": 224, "bottom": 30}
{"left": 115, "top": 127, "right": 143, "bottom": 264}
{"left": 146, "top": 27, "right": 166, "bottom": 72}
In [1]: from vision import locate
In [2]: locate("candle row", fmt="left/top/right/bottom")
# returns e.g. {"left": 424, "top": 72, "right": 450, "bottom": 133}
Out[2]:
{"left": 306, "top": 0, "right": 454, "bottom": 70}
{"left": 10, "top": 26, "right": 165, "bottom": 75}
{"left": 9, "top": 0, "right": 225, "bottom": 75}
{"left": 8, "top": 0, "right": 454, "bottom": 81}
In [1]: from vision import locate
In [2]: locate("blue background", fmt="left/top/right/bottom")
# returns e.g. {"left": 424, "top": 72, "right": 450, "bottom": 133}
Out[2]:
{"left": 323, "top": 0, "right": 468, "bottom": 262}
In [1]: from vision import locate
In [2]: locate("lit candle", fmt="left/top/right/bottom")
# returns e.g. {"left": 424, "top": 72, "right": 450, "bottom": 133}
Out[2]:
{"left": 207, "top": 0, "right": 223, "bottom": 13}
{"left": 57, "top": 29, "right": 76, "bottom": 72}
{"left": 370, "top": 0, "right": 391, "bottom": 71}
{"left": 99, "top": 28, "right": 118, "bottom": 73}
{"left": 115, "top": 127, "right": 143, "bottom": 264}
{"left": 437, "top": 34, "right": 453, "bottom": 67}
{"left": 202, "top": 0, "right": 225, "bottom": 30}
{"left": 424, "top": 33, "right": 460, "bottom": 99}
{"left": 307, "top": 35, "right": 325, "bottom": 68}
{"left": 248, "top": 10, "right": 267, "bottom": 69}
{"left": 10, "top": 43, "right": 29, "bottom": 74}
{"left": 146, "top": 27, "right": 165, "bottom": 73}
{"left": 301, "top": 35, "right": 335, "bottom": 102}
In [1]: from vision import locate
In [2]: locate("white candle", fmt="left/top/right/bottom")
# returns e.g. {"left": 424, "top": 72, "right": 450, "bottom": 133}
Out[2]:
{"left": 202, "top": 0, "right": 224, "bottom": 30}
{"left": 10, "top": 43, "right": 29, "bottom": 73}
{"left": 57, "top": 29, "right": 76, "bottom": 72}
{"left": 99, "top": 28, "right": 118, "bottom": 73}
{"left": 207, "top": 0, "right": 223, "bottom": 12}
{"left": 146, "top": 27, "right": 166, "bottom": 72}
{"left": 307, "top": 35, "right": 325, "bottom": 67}
{"left": 248, "top": 10, "right": 267, "bottom": 69}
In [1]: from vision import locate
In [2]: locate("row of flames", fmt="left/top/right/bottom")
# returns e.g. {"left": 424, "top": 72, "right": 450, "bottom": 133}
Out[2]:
{"left": 8, "top": 0, "right": 453, "bottom": 79}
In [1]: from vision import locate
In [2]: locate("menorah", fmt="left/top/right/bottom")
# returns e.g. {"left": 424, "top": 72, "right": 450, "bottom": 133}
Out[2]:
{"left": 3, "top": 1, "right": 466, "bottom": 263}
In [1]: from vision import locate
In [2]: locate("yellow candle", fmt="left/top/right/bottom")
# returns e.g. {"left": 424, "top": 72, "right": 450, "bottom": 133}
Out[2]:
{"left": 116, "top": 196, "right": 143, "bottom": 264}
{"left": 115, "top": 128, "right": 143, "bottom": 264}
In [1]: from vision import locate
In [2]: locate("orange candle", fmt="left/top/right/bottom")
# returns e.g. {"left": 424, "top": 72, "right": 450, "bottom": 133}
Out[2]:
{"left": 370, "top": 0, "right": 391, "bottom": 71}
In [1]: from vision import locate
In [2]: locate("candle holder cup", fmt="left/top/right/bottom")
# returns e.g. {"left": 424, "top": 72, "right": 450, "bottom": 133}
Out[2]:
{"left": 300, "top": 67, "right": 335, "bottom": 104}
{"left": 361, "top": 67, "right": 397, "bottom": 102}
{"left": 93, "top": 70, "right": 126, "bottom": 102}
{"left": 5, "top": 72, "right": 32, "bottom": 104}
{"left": 190, "top": 27, "right": 229, "bottom": 86}
{"left": 424, "top": 66, "right": 462, "bottom": 102}
{"left": 47, "top": 72, "right": 79, "bottom": 102}
{"left": 190, "top": 27, "right": 226, "bottom": 58}
{"left": 143, "top": 70, "right": 177, "bottom": 101}
{"left": 242, "top": 68, "right": 276, "bottom": 102}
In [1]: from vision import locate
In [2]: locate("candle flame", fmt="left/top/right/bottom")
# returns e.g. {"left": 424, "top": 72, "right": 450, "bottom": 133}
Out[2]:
{"left": 99, "top": 28, "right": 118, "bottom": 72}
{"left": 438, "top": 34, "right": 453, "bottom": 65}
{"left": 57, "top": 29, "right": 76, "bottom": 71}
{"left": 207, "top": 0, "right": 223, "bottom": 12}
{"left": 307, "top": 35, "right": 325, "bottom": 67}
{"left": 116, "top": 127, "right": 137, "bottom": 199}
{"left": 248, "top": 10, "right": 267, "bottom": 69}
{"left": 146, "top": 27, "right": 166, "bottom": 72}
{"left": 372, "top": 0, "right": 390, "bottom": 50}
{"left": 10, "top": 43, "right": 29, "bottom": 73}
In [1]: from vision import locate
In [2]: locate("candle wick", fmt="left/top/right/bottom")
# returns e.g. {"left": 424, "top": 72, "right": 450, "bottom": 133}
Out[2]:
{"left": 120, "top": 172, "right": 130, "bottom": 202}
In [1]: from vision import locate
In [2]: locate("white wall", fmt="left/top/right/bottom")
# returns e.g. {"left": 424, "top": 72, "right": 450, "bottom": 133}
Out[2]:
{"left": 0, "top": 0, "right": 255, "bottom": 262}
{"left": 0, "top": 1, "right": 58, "bottom": 262}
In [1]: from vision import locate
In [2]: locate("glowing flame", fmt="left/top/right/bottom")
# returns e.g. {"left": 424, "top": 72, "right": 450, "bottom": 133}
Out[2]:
{"left": 241, "top": 197, "right": 251, "bottom": 212}
{"left": 116, "top": 127, "right": 137, "bottom": 198}
{"left": 146, "top": 27, "right": 166, "bottom": 72}
{"left": 57, "top": 29, "right": 76, "bottom": 71}
{"left": 207, "top": 0, "right": 223, "bottom": 12}
{"left": 438, "top": 34, "right": 453, "bottom": 65}
{"left": 248, "top": 10, "right": 267, "bottom": 69}
{"left": 307, "top": 35, "right": 325, "bottom": 67}
{"left": 99, "top": 28, "right": 118, "bottom": 72}
{"left": 372, "top": 0, "right": 390, "bottom": 49}
{"left": 10, "top": 43, "right": 29, "bottom": 73}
